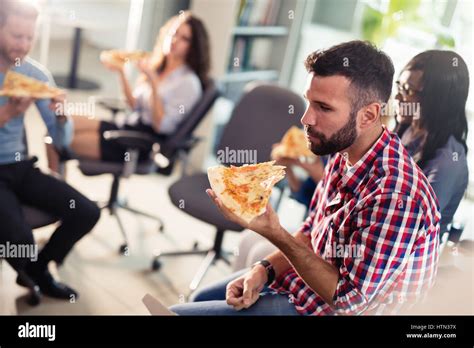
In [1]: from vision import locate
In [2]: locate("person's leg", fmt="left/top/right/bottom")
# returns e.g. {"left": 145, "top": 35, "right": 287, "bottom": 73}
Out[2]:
{"left": 71, "top": 119, "right": 129, "bottom": 162}
{"left": 68, "top": 116, "right": 103, "bottom": 160}
{"left": 171, "top": 291, "right": 299, "bottom": 316}
{"left": 72, "top": 116, "right": 101, "bottom": 133}
{"left": 232, "top": 231, "right": 267, "bottom": 272}
{"left": 0, "top": 184, "right": 36, "bottom": 273}
{"left": 190, "top": 269, "right": 249, "bottom": 302}
{"left": 246, "top": 240, "right": 277, "bottom": 267}
{"left": 18, "top": 163, "right": 101, "bottom": 267}
{"left": 47, "top": 116, "right": 102, "bottom": 169}
{"left": 45, "top": 143, "right": 62, "bottom": 174}
{"left": 70, "top": 131, "right": 102, "bottom": 160}
{"left": 15, "top": 161, "right": 100, "bottom": 298}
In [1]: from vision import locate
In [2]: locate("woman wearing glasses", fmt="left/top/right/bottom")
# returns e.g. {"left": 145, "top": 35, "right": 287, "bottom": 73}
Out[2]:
{"left": 394, "top": 50, "right": 469, "bottom": 235}
{"left": 68, "top": 11, "right": 210, "bottom": 163}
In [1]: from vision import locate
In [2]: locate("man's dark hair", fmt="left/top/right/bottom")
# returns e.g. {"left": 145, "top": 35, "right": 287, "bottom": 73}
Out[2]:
{"left": 304, "top": 40, "right": 394, "bottom": 112}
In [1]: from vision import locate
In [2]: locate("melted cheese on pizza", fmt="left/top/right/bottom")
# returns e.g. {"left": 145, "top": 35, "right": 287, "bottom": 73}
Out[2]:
{"left": 100, "top": 50, "right": 150, "bottom": 67}
{"left": 208, "top": 161, "right": 285, "bottom": 222}
{"left": 0, "top": 71, "right": 63, "bottom": 98}
{"left": 271, "top": 126, "right": 314, "bottom": 159}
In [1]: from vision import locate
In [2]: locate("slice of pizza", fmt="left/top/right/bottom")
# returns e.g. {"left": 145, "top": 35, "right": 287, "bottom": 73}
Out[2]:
{"left": 208, "top": 161, "right": 286, "bottom": 223}
{"left": 0, "top": 71, "right": 64, "bottom": 99}
{"left": 100, "top": 49, "right": 150, "bottom": 68}
{"left": 271, "top": 126, "right": 315, "bottom": 160}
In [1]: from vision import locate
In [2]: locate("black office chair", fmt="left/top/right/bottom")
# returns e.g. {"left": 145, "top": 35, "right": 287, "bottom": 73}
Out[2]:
{"left": 74, "top": 79, "right": 220, "bottom": 254}
{"left": 151, "top": 83, "right": 306, "bottom": 292}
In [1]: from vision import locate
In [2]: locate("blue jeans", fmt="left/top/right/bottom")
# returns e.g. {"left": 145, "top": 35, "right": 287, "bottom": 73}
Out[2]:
{"left": 169, "top": 269, "right": 299, "bottom": 315}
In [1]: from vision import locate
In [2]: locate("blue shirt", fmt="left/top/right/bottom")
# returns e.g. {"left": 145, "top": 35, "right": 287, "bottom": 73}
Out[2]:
{"left": 422, "top": 136, "right": 469, "bottom": 233}
{"left": 402, "top": 127, "right": 469, "bottom": 233}
{"left": 0, "top": 57, "right": 73, "bottom": 164}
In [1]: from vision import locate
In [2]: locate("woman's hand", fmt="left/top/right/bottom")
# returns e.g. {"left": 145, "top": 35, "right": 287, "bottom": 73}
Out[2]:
{"left": 101, "top": 59, "right": 125, "bottom": 73}
{"left": 136, "top": 59, "right": 158, "bottom": 85}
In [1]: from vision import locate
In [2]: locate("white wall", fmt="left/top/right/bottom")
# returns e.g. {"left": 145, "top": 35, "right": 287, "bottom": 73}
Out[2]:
{"left": 289, "top": 24, "right": 355, "bottom": 93}
{"left": 43, "top": 0, "right": 131, "bottom": 48}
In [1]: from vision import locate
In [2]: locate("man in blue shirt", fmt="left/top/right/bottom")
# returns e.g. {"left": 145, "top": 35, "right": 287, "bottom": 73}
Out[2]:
{"left": 0, "top": 0, "right": 100, "bottom": 301}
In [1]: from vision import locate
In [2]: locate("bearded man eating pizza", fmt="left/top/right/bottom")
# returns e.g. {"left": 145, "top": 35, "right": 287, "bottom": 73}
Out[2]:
{"left": 170, "top": 40, "right": 441, "bottom": 316}
{"left": 0, "top": 0, "right": 100, "bottom": 302}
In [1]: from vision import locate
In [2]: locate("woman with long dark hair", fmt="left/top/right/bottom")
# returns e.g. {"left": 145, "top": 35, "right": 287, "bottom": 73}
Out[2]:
{"left": 394, "top": 50, "right": 469, "bottom": 233}
{"left": 68, "top": 11, "right": 210, "bottom": 163}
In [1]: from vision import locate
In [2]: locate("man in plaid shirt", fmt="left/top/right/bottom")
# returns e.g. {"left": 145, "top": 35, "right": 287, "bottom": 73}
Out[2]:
{"left": 171, "top": 40, "right": 440, "bottom": 316}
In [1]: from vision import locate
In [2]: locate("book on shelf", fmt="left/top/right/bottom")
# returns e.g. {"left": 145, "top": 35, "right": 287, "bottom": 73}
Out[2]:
{"left": 237, "top": 0, "right": 282, "bottom": 26}
{"left": 228, "top": 37, "right": 272, "bottom": 73}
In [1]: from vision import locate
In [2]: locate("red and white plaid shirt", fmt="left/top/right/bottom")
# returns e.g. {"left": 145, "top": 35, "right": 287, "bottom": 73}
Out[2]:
{"left": 270, "top": 127, "right": 441, "bottom": 315}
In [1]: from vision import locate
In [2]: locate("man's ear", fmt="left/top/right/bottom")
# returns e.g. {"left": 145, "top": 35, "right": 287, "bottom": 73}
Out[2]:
{"left": 359, "top": 102, "right": 381, "bottom": 128}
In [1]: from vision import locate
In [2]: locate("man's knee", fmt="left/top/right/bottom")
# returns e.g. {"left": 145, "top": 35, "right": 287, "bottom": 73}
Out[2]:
{"left": 79, "top": 200, "right": 101, "bottom": 230}
{"left": 190, "top": 283, "right": 227, "bottom": 302}
{"left": 190, "top": 288, "right": 212, "bottom": 302}
{"left": 66, "top": 198, "right": 101, "bottom": 232}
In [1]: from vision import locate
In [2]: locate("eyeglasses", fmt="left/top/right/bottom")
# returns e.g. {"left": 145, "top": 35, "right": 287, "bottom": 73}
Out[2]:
{"left": 396, "top": 81, "right": 422, "bottom": 97}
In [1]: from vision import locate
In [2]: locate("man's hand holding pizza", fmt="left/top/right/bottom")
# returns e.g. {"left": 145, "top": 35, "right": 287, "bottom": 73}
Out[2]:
{"left": 206, "top": 189, "right": 286, "bottom": 243}
{"left": 0, "top": 96, "right": 35, "bottom": 127}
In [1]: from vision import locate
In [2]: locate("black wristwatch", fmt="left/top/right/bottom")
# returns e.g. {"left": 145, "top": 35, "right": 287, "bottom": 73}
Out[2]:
{"left": 252, "top": 259, "right": 275, "bottom": 286}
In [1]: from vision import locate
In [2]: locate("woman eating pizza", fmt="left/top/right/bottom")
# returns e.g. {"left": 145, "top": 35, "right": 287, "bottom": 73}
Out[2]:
{"left": 66, "top": 11, "right": 210, "bottom": 163}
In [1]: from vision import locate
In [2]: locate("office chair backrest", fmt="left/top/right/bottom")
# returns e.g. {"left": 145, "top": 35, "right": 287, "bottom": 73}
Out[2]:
{"left": 159, "top": 79, "right": 220, "bottom": 159}
{"left": 216, "top": 83, "right": 306, "bottom": 166}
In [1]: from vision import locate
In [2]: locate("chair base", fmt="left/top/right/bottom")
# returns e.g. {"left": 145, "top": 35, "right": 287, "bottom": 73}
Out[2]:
{"left": 151, "top": 229, "right": 232, "bottom": 293}
{"left": 100, "top": 199, "right": 165, "bottom": 255}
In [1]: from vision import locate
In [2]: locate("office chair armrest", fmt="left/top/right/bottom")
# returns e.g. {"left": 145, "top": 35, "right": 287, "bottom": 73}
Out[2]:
{"left": 104, "top": 130, "right": 166, "bottom": 177}
{"left": 178, "top": 136, "right": 204, "bottom": 152}
{"left": 103, "top": 130, "right": 159, "bottom": 152}
{"left": 96, "top": 97, "right": 128, "bottom": 117}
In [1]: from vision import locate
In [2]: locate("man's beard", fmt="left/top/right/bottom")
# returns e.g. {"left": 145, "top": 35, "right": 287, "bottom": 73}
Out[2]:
{"left": 0, "top": 46, "right": 25, "bottom": 65}
{"left": 305, "top": 110, "right": 358, "bottom": 156}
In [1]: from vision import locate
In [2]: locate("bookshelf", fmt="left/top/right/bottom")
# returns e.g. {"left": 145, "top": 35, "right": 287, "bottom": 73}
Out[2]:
{"left": 189, "top": 0, "right": 307, "bottom": 171}
{"left": 222, "top": 0, "right": 307, "bottom": 101}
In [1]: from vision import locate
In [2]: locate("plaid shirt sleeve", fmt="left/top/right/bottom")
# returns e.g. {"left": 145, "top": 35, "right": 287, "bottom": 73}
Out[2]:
{"left": 331, "top": 192, "right": 424, "bottom": 315}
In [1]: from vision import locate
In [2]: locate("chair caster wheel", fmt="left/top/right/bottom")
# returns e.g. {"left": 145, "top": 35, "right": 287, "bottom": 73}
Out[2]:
{"left": 192, "top": 242, "right": 199, "bottom": 250}
{"left": 158, "top": 224, "right": 164, "bottom": 233}
{"left": 152, "top": 259, "right": 162, "bottom": 271}
{"left": 27, "top": 286, "right": 41, "bottom": 306}
{"left": 119, "top": 244, "right": 128, "bottom": 255}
